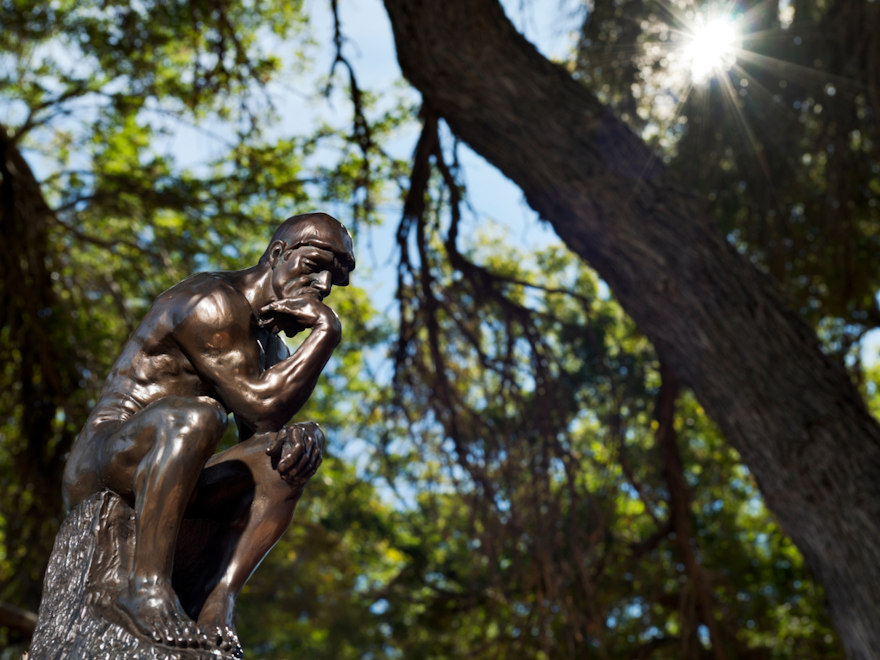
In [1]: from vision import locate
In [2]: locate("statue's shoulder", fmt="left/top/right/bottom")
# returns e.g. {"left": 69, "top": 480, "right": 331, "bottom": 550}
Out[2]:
{"left": 163, "top": 273, "right": 252, "bottom": 333}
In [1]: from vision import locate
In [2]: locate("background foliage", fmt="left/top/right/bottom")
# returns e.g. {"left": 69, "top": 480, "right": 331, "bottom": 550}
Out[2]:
{"left": 1, "top": 0, "right": 876, "bottom": 658}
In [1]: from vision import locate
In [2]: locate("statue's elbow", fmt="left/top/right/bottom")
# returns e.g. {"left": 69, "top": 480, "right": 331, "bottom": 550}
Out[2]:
{"left": 253, "top": 398, "right": 290, "bottom": 433}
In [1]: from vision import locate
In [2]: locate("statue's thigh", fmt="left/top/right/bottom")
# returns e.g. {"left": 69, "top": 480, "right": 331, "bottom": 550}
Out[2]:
{"left": 102, "top": 396, "right": 226, "bottom": 502}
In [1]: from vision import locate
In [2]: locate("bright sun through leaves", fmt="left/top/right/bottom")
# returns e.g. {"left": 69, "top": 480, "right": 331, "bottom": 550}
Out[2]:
{"left": 681, "top": 14, "right": 741, "bottom": 83}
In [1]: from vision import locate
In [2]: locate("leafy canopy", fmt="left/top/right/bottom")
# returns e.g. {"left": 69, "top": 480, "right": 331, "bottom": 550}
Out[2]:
{"left": 1, "top": 0, "right": 874, "bottom": 658}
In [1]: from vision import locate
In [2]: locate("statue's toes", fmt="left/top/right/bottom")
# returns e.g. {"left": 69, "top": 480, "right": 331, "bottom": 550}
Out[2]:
{"left": 185, "top": 624, "right": 205, "bottom": 649}
{"left": 155, "top": 621, "right": 176, "bottom": 646}
{"left": 150, "top": 615, "right": 198, "bottom": 649}
{"left": 207, "top": 626, "right": 227, "bottom": 650}
{"left": 192, "top": 626, "right": 214, "bottom": 651}
{"left": 202, "top": 624, "right": 242, "bottom": 656}
{"left": 177, "top": 624, "right": 196, "bottom": 648}
{"left": 221, "top": 626, "right": 243, "bottom": 657}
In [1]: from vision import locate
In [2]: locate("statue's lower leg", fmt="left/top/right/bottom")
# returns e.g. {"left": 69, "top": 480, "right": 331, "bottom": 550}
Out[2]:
{"left": 195, "top": 440, "right": 304, "bottom": 650}
{"left": 118, "top": 401, "right": 225, "bottom": 648}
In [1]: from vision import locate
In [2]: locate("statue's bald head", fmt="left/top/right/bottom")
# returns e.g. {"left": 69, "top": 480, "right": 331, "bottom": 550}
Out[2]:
{"left": 260, "top": 212, "right": 356, "bottom": 285}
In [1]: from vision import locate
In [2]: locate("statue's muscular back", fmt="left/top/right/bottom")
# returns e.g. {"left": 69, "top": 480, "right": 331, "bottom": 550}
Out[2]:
{"left": 62, "top": 271, "right": 281, "bottom": 510}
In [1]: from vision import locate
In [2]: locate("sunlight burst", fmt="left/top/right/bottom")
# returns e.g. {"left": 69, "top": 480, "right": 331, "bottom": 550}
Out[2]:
{"left": 681, "top": 15, "right": 741, "bottom": 83}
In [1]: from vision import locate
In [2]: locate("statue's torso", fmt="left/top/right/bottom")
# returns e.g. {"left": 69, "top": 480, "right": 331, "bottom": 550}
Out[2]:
{"left": 80, "top": 272, "right": 250, "bottom": 437}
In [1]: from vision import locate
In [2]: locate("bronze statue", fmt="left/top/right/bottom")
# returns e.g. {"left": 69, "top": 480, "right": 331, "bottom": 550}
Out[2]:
{"left": 57, "top": 212, "right": 355, "bottom": 654}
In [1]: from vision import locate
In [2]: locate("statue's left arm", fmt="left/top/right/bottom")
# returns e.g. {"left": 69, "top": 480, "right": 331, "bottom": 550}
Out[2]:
{"left": 235, "top": 329, "right": 291, "bottom": 442}
{"left": 175, "top": 286, "right": 341, "bottom": 433}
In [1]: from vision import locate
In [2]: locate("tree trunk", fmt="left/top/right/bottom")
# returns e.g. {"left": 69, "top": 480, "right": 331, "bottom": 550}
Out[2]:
{"left": 382, "top": 1, "right": 880, "bottom": 657}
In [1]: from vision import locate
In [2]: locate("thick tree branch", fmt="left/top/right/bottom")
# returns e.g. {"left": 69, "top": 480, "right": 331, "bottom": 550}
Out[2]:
{"left": 0, "top": 601, "right": 37, "bottom": 637}
{"left": 382, "top": 1, "right": 880, "bottom": 657}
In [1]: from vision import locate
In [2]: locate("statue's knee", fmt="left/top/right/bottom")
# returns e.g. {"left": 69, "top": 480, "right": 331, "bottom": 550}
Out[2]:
{"left": 155, "top": 396, "right": 227, "bottom": 458}
{"left": 190, "top": 397, "right": 228, "bottom": 439}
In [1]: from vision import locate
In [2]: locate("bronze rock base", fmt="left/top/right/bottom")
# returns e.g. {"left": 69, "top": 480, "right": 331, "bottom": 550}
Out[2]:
{"left": 29, "top": 492, "right": 240, "bottom": 660}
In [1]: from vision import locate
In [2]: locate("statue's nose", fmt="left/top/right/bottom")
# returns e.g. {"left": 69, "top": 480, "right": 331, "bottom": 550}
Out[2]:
{"left": 312, "top": 271, "right": 332, "bottom": 297}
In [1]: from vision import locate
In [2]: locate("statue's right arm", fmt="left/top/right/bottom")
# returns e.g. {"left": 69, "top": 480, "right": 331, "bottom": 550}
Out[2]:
{"left": 174, "top": 286, "right": 340, "bottom": 433}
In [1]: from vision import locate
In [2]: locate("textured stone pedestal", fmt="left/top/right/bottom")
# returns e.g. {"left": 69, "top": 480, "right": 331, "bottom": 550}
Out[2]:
{"left": 28, "top": 492, "right": 236, "bottom": 660}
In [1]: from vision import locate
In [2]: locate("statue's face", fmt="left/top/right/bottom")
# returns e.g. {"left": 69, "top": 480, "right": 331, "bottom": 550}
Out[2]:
{"left": 271, "top": 244, "right": 345, "bottom": 303}
{"left": 261, "top": 238, "right": 352, "bottom": 337}
{"left": 259, "top": 215, "right": 354, "bottom": 336}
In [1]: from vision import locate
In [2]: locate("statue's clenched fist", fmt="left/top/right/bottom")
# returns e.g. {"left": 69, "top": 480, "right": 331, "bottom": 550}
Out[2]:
{"left": 265, "top": 422, "right": 325, "bottom": 487}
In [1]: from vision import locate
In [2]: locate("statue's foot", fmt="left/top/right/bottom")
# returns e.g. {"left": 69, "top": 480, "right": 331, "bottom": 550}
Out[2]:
{"left": 199, "top": 593, "right": 242, "bottom": 657}
{"left": 117, "top": 578, "right": 206, "bottom": 649}
{"left": 204, "top": 625, "right": 243, "bottom": 659}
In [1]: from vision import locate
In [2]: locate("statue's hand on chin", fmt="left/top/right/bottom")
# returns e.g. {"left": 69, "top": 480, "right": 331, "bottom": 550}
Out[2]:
{"left": 258, "top": 289, "right": 334, "bottom": 337}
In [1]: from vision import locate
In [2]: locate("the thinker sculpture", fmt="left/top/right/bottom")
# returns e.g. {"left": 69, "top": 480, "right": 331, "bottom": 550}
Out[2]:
{"left": 29, "top": 212, "right": 355, "bottom": 659}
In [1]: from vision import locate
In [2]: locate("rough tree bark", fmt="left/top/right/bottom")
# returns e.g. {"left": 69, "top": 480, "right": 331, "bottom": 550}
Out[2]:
{"left": 382, "top": 1, "right": 880, "bottom": 657}
{"left": 0, "top": 124, "right": 82, "bottom": 612}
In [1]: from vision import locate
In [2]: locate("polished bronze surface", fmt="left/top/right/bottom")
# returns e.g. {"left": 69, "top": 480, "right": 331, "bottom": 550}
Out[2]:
{"left": 59, "top": 212, "right": 355, "bottom": 652}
